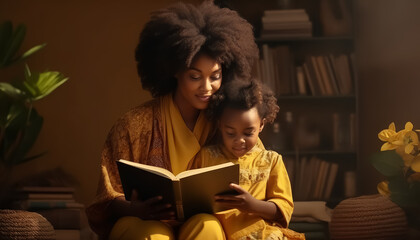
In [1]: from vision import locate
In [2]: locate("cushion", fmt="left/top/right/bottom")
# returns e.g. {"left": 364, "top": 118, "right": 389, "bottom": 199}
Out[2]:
{"left": 0, "top": 209, "right": 55, "bottom": 240}
{"left": 329, "top": 194, "right": 408, "bottom": 240}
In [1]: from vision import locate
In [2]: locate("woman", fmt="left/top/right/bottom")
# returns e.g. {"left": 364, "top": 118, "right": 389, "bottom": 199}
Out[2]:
{"left": 85, "top": 1, "right": 258, "bottom": 239}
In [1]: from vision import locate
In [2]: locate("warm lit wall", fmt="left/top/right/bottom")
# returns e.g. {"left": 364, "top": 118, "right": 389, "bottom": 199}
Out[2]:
{"left": 0, "top": 0, "right": 200, "bottom": 205}
{"left": 2, "top": 0, "right": 420, "bottom": 207}
{"left": 354, "top": 0, "right": 420, "bottom": 195}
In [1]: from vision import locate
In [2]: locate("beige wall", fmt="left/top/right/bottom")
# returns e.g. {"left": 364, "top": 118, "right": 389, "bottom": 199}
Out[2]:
{"left": 0, "top": 0, "right": 200, "bottom": 205}
{"left": 354, "top": 0, "right": 420, "bottom": 195}
{"left": 1, "top": 0, "right": 420, "bottom": 206}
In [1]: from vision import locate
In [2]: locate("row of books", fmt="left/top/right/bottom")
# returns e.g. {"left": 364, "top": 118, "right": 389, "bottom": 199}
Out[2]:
{"left": 284, "top": 156, "right": 339, "bottom": 201}
{"left": 300, "top": 54, "right": 354, "bottom": 96}
{"left": 12, "top": 186, "right": 83, "bottom": 240}
{"left": 260, "top": 9, "right": 312, "bottom": 40}
{"left": 256, "top": 44, "right": 354, "bottom": 97}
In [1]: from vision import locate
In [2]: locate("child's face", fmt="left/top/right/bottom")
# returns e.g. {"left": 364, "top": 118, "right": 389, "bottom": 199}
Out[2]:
{"left": 219, "top": 107, "right": 264, "bottom": 158}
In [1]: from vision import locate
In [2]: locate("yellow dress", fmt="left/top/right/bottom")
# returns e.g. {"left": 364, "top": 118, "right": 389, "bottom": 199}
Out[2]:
{"left": 191, "top": 145, "right": 306, "bottom": 240}
{"left": 86, "top": 94, "right": 219, "bottom": 239}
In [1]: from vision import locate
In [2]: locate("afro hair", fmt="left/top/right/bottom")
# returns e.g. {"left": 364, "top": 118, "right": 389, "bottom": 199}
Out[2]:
{"left": 206, "top": 78, "right": 279, "bottom": 124}
{"left": 135, "top": 0, "right": 259, "bottom": 97}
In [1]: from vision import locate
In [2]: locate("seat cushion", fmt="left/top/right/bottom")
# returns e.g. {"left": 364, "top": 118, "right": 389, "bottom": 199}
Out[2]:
{"left": 0, "top": 209, "right": 55, "bottom": 240}
{"left": 329, "top": 194, "right": 408, "bottom": 240}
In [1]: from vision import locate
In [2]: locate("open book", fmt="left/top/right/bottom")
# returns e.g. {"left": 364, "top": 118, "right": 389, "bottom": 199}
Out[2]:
{"left": 116, "top": 159, "right": 239, "bottom": 220}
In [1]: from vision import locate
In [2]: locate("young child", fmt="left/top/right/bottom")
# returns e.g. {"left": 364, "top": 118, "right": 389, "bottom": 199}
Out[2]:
{"left": 189, "top": 78, "right": 305, "bottom": 240}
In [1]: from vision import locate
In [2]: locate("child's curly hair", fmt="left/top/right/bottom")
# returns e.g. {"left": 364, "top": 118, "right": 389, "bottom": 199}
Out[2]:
{"left": 135, "top": 1, "right": 259, "bottom": 97}
{"left": 207, "top": 78, "right": 279, "bottom": 123}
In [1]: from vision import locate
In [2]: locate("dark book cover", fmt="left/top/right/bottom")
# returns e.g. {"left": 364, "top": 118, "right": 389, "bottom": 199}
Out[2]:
{"left": 116, "top": 159, "right": 239, "bottom": 220}
{"left": 179, "top": 164, "right": 239, "bottom": 219}
{"left": 116, "top": 161, "right": 175, "bottom": 206}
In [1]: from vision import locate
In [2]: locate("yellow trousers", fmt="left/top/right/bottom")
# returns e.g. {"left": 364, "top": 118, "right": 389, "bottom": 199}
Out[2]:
{"left": 109, "top": 214, "right": 226, "bottom": 240}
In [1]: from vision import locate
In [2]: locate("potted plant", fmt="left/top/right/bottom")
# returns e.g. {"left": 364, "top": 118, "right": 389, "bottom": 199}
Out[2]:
{"left": 370, "top": 122, "right": 420, "bottom": 230}
{"left": 0, "top": 21, "right": 68, "bottom": 206}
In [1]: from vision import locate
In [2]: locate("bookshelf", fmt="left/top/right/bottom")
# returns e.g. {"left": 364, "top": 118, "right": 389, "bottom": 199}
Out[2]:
{"left": 218, "top": 0, "right": 358, "bottom": 203}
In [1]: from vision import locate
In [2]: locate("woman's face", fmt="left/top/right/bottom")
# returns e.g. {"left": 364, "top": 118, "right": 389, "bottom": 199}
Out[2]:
{"left": 174, "top": 54, "right": 222, "bottom": 111}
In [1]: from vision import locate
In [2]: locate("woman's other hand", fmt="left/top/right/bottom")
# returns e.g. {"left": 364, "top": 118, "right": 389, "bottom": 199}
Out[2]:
{"left": 129, "top": 189, "right": 176, "bottom": 220}
{"left": 111, "top": 189, "right": 176, "bottom": 221}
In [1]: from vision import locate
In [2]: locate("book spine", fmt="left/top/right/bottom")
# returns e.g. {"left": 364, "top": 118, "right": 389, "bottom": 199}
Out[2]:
{"left": 14, "top": 200, "right": 83, "bottom": 210}
{"left": 172, "top": 180, "right": 184, "bottom": 220}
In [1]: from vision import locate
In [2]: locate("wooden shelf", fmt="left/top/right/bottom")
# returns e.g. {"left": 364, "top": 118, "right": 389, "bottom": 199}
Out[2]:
{"left": 277, "top": 95, "right": 355, "bottom": 100}
{"left": 279, "top": 150, "right": 357, "bottom": 156}
{"left": 256, "top": 36, "right": 354, "bottom": 44}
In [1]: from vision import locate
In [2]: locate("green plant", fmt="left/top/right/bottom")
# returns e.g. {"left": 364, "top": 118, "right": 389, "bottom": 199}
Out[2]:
{"left": 370, "top": 122, "right": 420, "bottom": 228}
{"left": 0, "top": 21, "right": 68, "bottom": 167}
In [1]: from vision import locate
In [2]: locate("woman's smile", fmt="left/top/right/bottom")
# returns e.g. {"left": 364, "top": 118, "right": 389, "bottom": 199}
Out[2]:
{"left": 197, "top": 94, "right": 211, "bottom": 102}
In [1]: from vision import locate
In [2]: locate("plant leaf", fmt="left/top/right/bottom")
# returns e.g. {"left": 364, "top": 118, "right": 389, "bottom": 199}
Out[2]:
{"left": 370, "top": 150, "right": 405, "bottom": 177}
{"left": 0, "top": 21, "right": 13, "bottom": 68}
{"left": 5, "top": 102, "right": 26, "bottom": 129}
{"left": 18, "top": 151, "right": 46, "bottom": 165}
{"left": 388, "top": 176, "right": 418, "bottom": 208}
{"left": 6, "top": 108, "right": 43, "bottom": 166}
{"left": 1, "top": 102, "right": 27, "bottom": 164}
{"left": 0, "top": 92, "right": 13, "bottom": 127}
{"left": 13, "top": 43, "right": 46, "bottom": 64}
{"left": 2, "top": 23, "right": 26, "bottom": 67}
{"left": 23, "top": 70, "right": 69, "bottom": 101}
{"left": 0, "top": 82, "right": 25, "bottom": 100}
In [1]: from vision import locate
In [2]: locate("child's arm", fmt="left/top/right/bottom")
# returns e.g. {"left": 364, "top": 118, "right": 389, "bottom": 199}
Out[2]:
{"left": 215, "top": 183, "right": 282, "bottom": 221}
{"left": 265, "top": 154, "right": 294, "bottom": 227}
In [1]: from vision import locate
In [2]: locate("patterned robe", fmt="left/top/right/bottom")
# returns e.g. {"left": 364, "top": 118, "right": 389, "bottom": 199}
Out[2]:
{"left": 86, "top": 95, "right": 214, "bottom": 239}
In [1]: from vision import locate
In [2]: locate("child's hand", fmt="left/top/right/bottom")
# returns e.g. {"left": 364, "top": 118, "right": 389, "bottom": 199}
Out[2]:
{"left": 129, "top": 189, "right": 176, "bottom": 220}
{"left": 214, "top": 183, "right": 258, "bottom": 213}
{"left": 214, "top": 184, "right": 282, "bottom": 221}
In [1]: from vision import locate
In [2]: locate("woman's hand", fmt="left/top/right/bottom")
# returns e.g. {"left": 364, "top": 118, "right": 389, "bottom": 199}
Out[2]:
{"left": 214, "top": 183, "right": 282, "bottom": 221}
{"left": 129, "top": 190, "right": 176, "bottom": 220}
{"left": 111, "top": 190, "right": 176, "bottom": 221}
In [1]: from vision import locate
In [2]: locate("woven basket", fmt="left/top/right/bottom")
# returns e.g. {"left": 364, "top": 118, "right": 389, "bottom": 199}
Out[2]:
{"left": 0, "top": 209, "right": 55, "bottom": 240}
{"left": 329, "top": 194, "right": 408, "bottom": 240}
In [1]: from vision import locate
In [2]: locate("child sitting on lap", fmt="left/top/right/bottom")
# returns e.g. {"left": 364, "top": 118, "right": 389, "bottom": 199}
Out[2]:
{"left": 189, "top": 78, "right": 305, "bottom": 240}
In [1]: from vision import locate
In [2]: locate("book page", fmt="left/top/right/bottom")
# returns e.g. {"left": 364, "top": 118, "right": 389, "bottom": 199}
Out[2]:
{"left": 176, "top": 162, "right": 235, "bottom": 179}
{"left": 117, "top": 159, "right": 176, "bottom": 180}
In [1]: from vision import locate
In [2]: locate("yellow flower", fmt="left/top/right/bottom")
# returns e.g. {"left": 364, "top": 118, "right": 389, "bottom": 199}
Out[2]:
{"left": 377, "top": 181, "right": 391, "bottom": 197}
{"left": 379, "top": 122, "right": 419, "bottom": 153}
{"left": 379, "top": 122, "right": 398, "bottom": 151}
{"left": 396, "top": 147, "right": 415, "bottom": 167}
{"left": 412, "top": 154, "right": 420, "bottom": 172}
{"left": 401, "top": 122, "right": 418, "bottom": 154}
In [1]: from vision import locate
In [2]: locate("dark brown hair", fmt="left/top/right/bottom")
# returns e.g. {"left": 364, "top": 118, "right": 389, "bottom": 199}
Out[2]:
{"left": 135, "top": 1, "right": 258, "bottom": 97}
{"left": 206, "top": 78, "right": 279, "bottom": 123}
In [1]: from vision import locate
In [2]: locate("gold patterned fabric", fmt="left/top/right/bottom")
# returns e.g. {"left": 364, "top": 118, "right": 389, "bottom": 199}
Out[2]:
{"left": 86, "top": 94, "right": 214, "bottom": 239}
{"left": 191, "top": 145, "right": 305, "bottom": 240}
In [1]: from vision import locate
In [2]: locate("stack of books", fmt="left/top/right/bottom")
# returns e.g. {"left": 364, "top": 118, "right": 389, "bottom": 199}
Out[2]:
{"left": 12, "top": 186, "right": 84, "bottom": 240}
{"left": 283, "top": 156, "right": 339, "bottom": 201}
{"left": 260, "top": 9, "right": 312, "bottom": 40}
{"left": 289, "top": 222, "right": 329, "bottom": 240}
{"left": 289, "top": 201, "right": 332, "bottom": 240}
